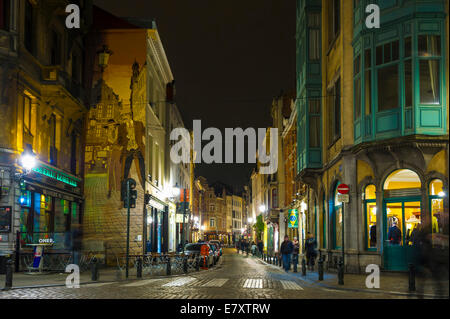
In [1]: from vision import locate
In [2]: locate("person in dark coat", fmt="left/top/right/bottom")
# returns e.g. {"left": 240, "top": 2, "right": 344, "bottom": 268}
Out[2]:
{"left": 71, "top": 224, "right": 83, "bottom": 266}
{"left": 388, "top": 222, "right": 402, "bottom": 245}
{"left": 257, "top": 240, "right": 264, "bottom": 257}
{"left": 280, "top": 235, "right": 294, "bottom": 272}
{"left": 305, "top": 232, "right": 317, "bottom": 271}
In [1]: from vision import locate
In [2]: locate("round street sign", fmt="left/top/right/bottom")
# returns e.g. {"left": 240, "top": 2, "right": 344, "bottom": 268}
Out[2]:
{"left": 337, "top": 184, "right": 350, "bottom": 194}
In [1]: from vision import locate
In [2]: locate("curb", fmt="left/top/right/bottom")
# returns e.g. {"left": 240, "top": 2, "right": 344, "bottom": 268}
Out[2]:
{"left": 252, "top": 255, "right": 448, "bottom": 299}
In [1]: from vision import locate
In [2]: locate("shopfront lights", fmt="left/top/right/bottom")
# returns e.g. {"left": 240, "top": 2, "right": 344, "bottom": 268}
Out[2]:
{"left": 193, "top": 216, "right": 199, "bottom": 222}
{"left": 438, "top": 191, "right": 446, "bottom": 198}
{"left": 241, "top": 228, "right": 245, "bottom": 234}
{"left": 201, "top": 225, "right": 205, "bottom": 231}
{"left": 147, "top": 216, "right": 153, "bottom": 224}
{"left": 248, "top": 217, "right": 253, "bottom": 224}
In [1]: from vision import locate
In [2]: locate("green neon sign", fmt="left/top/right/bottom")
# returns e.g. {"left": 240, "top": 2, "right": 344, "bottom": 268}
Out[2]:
{"left": 32, "top": 165, "right": 78, "bottom": 187}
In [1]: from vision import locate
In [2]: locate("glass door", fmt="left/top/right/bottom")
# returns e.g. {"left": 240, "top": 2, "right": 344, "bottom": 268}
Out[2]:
{"left": 383, "top": 199, "right": 421, "bottom": 271}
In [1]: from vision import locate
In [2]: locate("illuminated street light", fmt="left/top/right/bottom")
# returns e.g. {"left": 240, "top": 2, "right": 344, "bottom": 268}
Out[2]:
{"left": 201, "top": 225, "right": 205, "bottom": 231}
{"left": 438, "top": 191, "right": 446, "bottom": 197}
{"left": 248, "top": 217, "right": 253, "bottom": 224}
{"left": 193, "top": 216, "right": 199, "bottom": 222}
{"left": 21, "top": 154, "right": 36, "bottom": 171}
{"left": 147, "top": 216, "right": 153, "bottom": 224}
{"left": 259, "top": 205, "right": 266, "bottom": 213}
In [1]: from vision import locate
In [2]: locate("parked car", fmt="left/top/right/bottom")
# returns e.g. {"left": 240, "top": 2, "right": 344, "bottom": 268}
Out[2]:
{"left": 209, "top": 240, "right": 223, "bottom": 256}
{"left": 184, "top": 243, "right": 214, "bottom": 267}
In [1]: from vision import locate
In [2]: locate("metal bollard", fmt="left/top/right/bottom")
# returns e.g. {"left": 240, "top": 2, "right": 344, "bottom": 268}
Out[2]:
{"left": 318, "top": 257, "right": 324, "bottom": 281}
{"left": 195, "top": 255, "right": 200, "bottom": 271}
{"left": 338, "top": 258, "right": 344, "bottom": 285}
{"left": 293, "top": 255, "right": 298, "bottom": 273}
{"left": 136, "top": 257, "right": 142, "bottom": 279}
{"left": 91, "top": 257, "right": 99, "bottom": 281}
{"left": 408, "top": 263, "right": 416, "bottom": 292}
{"left": 301, "top": 258, "right": 306, "bottom": 276}
{"left": 183, "top": 256, "right": 188, "bottom": 274}
{"left": 166, "top": 257, "right": 171, "bottom": 276}
{"left": 4, "top": 259, "right": 14, "bottom": 290}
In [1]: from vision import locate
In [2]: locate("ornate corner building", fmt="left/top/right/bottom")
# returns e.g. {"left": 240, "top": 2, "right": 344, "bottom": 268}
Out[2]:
{"left": 296, "top": 0, "right": 448, "bottom": 272}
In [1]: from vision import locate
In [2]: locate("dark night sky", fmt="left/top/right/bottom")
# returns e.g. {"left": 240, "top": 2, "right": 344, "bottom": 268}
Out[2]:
{"left": 93, "top": 0, "right": 296, "bottom": 191}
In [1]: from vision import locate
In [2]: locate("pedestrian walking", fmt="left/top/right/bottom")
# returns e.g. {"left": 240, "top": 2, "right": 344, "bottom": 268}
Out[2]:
{"left": 257, "top": 240, "right": 264, "bottom": 257}
{"left": 292, "top": 237, "right": 300, "bottom": 267}
{"left": 71, "top": 224, "right": 83, "bottom": 266}
{"left": 305, "top": 232, "right": 317, "bottom": 271}
{"left": 280, "top": 235, "right": 294, "bottom": 272}
{"left": 251, "top": 242, "right": 257, "bottom": 255}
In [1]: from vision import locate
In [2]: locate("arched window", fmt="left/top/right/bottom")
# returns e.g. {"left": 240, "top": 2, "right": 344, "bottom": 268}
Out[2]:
{"left": 364, "top": 185, "right": 377, "bottom": 250}
{"left": 332, "top": 183, "right": 343, "bottom": 249}
{"left": 429, "top": 179, "right": 446, "bottom": 238}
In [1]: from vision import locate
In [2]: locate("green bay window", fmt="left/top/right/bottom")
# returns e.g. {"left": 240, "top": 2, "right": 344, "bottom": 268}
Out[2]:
{"left": 354, "top": 54, "right": 361, "bottom": 120}
{"left": 376, "top": 40, "right": 400, "bottom": 112}
{"left": 418, "top": 35, "right": 441, "bottom": 105}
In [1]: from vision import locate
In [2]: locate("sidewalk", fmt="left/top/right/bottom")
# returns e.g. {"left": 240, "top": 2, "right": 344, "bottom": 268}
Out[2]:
{"left": 254, "top": 254, "right": 449, "bottom": 298}
{"left": 0, "top": 268, "right": 125, "bottom": 290}
{"left": 1, "top": 256, "right": 224, "bottom": 290}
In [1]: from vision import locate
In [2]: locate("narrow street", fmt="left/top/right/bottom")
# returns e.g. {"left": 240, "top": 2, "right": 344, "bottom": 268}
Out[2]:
{"left": 0, "top": 249, "right": 412, "bottom": 299}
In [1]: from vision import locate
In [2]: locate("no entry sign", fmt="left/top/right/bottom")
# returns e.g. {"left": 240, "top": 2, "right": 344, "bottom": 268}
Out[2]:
{"left": 337, "top": 184, "right": 350, "bottom": 194}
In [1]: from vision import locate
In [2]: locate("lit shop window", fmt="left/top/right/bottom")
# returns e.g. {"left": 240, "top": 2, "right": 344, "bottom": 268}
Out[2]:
{"left": 364, "top": 185, "right": 377, "bottom": 250}
{"left": 429, "top": 179, "right": 447, "bottom": 246}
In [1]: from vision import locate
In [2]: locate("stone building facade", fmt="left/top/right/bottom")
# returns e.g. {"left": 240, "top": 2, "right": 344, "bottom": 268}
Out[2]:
{"left": 0, "top": 0, "right": 91, "bottom": 261}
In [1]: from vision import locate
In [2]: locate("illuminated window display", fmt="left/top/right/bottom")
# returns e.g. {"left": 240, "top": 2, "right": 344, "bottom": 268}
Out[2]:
{"left": 364, "top": 185, "right": 377, "bottom": 249}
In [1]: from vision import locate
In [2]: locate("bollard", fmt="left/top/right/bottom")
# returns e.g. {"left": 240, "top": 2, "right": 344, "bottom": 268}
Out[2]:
{"left": 4, "top": 259, "right": 13, "bottom": 290}
{"left": 279, "top": 255, "right": 282, "bottom": 267}
{"left": 338, "top": 258, "right": 344, "bottom": 285}
{"left": 136, "top": 257, "right": 142, "bottom": 279}
{"left": 318, "top": 256, "right": 324, "bottom": 281}
{"left": 195, "top": 255, "right": 200, "bottom": 271}
{"left": 91, "top": 257, "right": 99, "bottom": 281}
{"left": 301, "top": 258, "right": 306, "bottom": 276}
{"left": 293, "top": 255, "right": 298, "bottom": 273}
{"left": 183, "top": 256, "right": 188, "bottom": 274}
{"left": 408, "top": 263, "right": 416, "bottom": 292}
{"left": 166, "top": 257, "right": 171, "bottom": 276}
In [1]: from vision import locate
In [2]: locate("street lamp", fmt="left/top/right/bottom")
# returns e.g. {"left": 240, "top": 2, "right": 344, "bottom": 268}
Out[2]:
{"left": 20, "top": 146, "right": 37, "bottom": 173}
{"left": 173, "top": 183, "right": 189, "bottom": 252}
{"left": 97, "top": 45, "right": 113, "bottom": 73}
{"left": 259, "top": 205, "right": 266, "bottom": 213}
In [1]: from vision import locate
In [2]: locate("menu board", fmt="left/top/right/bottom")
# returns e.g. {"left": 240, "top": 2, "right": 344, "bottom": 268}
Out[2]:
{"left": 0, "top": 206, "right": 12, "bottom": 232}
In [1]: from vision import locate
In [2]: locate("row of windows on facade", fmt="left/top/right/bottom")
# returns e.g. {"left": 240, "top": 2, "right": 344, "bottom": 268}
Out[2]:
{"left": 0, "top": 0, "right": 84, "bottom": 83}
{"left": 300, "top": 32, "right": 443, "bottom": 150}
{"left": 21, "top": 95, "right": 79, "bottom": 173}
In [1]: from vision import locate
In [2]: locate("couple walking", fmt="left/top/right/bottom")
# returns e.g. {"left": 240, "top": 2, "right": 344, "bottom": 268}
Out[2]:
{"left": 280, "top": 233, "right": 317, "bottom": 272}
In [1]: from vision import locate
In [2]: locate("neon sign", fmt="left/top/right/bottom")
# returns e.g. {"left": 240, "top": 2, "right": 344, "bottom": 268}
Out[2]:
{"left": 32, "top": 165, "right": 78, "bottom": 187}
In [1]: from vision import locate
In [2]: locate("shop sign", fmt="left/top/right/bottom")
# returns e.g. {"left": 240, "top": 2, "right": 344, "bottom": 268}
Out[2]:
{"left": 288, "top": 209, "right": 298, "bottom": 228}
{"left": 337, "top": 194, "right": 349, "bottom": 203}
{"left": 149, "top": 198, "right": 165, "bottom": 211}
{"left": 32, "top": 164, "right": 78, "bottom": 187}
{"left": 176, "top": 213, "right": 186, "bottom": 223}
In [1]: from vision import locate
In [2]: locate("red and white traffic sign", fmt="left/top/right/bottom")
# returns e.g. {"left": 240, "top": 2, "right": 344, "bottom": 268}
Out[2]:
{"left": 337, "top": 184, "right": 350, "bottom": 194}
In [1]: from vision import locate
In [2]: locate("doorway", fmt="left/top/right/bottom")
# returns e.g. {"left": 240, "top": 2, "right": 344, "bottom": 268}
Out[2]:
{"left": 383, "top": 169, "right": 422, "bottom": 271}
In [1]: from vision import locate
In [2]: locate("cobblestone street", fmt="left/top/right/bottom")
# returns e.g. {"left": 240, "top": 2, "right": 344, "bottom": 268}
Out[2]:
{"left": 0, "top": 249, "right": 423, "bottom": 299}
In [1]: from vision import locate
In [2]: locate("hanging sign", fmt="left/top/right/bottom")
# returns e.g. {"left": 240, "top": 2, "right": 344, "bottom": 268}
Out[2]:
{"left": 288, "top": 209, "right": 298, "bottom": 228}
